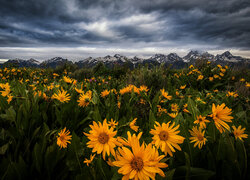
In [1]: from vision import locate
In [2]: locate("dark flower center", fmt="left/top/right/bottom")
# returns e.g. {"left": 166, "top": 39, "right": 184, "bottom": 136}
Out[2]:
{"left": 131, "top": 157, "right": 144, "bottom": 171}
{"left": 98, "top": 132, "right": 109, "bottom": 144}
{"left": 197, "top": 134, "right": 204, "bottom": 141}
{"left": 159, "top": 131, "right": 169, "bottom": 141}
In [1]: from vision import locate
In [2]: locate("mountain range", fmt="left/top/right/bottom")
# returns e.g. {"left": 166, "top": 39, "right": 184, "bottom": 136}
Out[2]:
{"left": 1, "top": 51, "right": 249, "bottom": 69}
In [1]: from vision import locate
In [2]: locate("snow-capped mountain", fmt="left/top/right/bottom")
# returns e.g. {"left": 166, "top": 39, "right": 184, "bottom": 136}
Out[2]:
{"left": 183, "top": 51, "right": 215, "bottom": 62}
{"left": 146, "top": 53, "right": 183, "bottom": 63}
{"left": 215, "top": 51, "right": 245, "bottom": 62}
{"left": 2, "top": 51, "right": 249, "bottom": 69}
{"left": 4, "top": 58, "right": 40, "bottom": 67}
{"left": 40, "top": 57, "right": 72, "bottom": 68}
{"left": 76, "top": 54, "right": 132, "bottom": 68}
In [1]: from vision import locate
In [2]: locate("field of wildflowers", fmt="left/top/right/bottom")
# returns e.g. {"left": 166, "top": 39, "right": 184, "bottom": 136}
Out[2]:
{"left": 0, "top": 62, "right": 249, "bottom": 179}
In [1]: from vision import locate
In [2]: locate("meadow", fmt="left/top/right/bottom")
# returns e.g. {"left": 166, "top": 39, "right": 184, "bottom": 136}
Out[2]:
{"left": 0, "top": 61, "right": 249, "bottom": 180}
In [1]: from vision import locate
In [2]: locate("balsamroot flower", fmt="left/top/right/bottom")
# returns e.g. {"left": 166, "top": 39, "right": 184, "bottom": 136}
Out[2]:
{"left": 189, "top": 126, "right": 207, "bottom": 149}
{"left": 232, "top": 125, "right": 248, "bottom": 141}
{"left": 210, "top": 103, "right": 233, "bottom": 133}
{"left": 84, "top": 119, "right": 119, "bottom": 160}
{"left": 57, "top": 127, "right": 72, "bottom": 149}
{"left": 194, "top": 115, "right": 210, "bottom": 129}
{"left": 150, "top": 121, "right": 185, "bottom": 156}
{"left": 52, "top": 88, "right": 71, "bottom": 103}
{"left": 113, "top": 136, "right": 168, "bottom": 180}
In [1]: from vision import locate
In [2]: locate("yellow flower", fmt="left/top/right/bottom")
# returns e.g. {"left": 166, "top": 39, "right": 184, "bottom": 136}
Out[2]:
{"left": 168, "top": 112, "right": 178, "bottom": 118}
{"left": 157, "top": 105, "right": 167, "bottom": 116}
{"left": 214, "top": 74, "right": 219, "bottom": 78}
{"left": 53, "top": 73, "right": 59, "bottom": 77}
{"left": 209, "top": 77, "right": 214, "bottom": 81}
{"left": 197, "top": 75, "right": 204, "bottom": 80}
{"left": 63, "top": 76, "right": 73, "bottom": 83}
{"left": 84, "top": 119, "right": 118, "bottom": 160}
{"left": 84, "top": 154, "right": 96, "bottom": 166}
{"left": 171, "top": 103, "right": 179, "bottom": 112}
{"left": 189, "top": 65, "right": 194, "bottom": 69}
{"left": 176, "top": 91, "right": 180, "bottom": 96}
{"left": 231, "top": 76, "right": 235, "bottom": 80}
{"left": 77, "top": 90, "right": 92, "bottom": 107}
{"left": 52, "top": 88, "right": 71, "bottom": 103}
{"left": 189, "top": 127, "right": 207, "bottom": 149}
{"left": 210, "top": 103, "right": 233, "bottom": 133}
{"left": 7, "top": 94, "right": 13, "bottom": 104}
{"left": 0, "top": 83, "right": 11, "bottom": 97}
{"left": 108, "top": 119, "right": 118, "bottom": 128}
{"left": 129, "top": 118, "right": 139, "bottom": 132}
{"left": 117, "top": 131, "right": 142, "bottom": 147}
{"left": 220, "top": 68, "right": 226, "bottom": 73}
{"left": 160, "top": 89, "right": 172, "bottom": 100}
{"left": 180, "top": 85, "right": 186, "bottom": 89}
{"left": 196, "top": 97, "right": 206, "bottom": 104}
{"left": 57, "top": 127, "right": 72, "bottom": 149}
{"left": 226, "top": 91, "right": 238, "bottom": 97}
{"left": 150, "top": 121, "right": 184, "bottom": 156}
{"left": 107, "top": 157, "right": 115, "bottom": 167}
{"left": 117, "top": 101, "right": 121, "bottom": 109}
{"left": 240, "top": 78, "right": 245, "bottom": 82}
{"left": 75, "top": 87, "right": 84, "bottom": 94}
{"left": 139, "top": 85, "right": 149, "bottom": 93}
{"left": 119, "top": 84, "right": 137, "bottom": 95}
{"left": 194, "top": 115, "right": 210, "bottom": 129}
{"left": 101, "top": 89, "right": 110, "bottom": 98}
{"left": 232, "top": 125, "right": 248, "bottom": 141}
{"left": 139, "top": 98, "right": 146, "bottom": 104}
{"left": 217, "top": 64, "right": 222, "bottom": 68}
{"left": 113, "top": 137, "right": 168, "bottom": 180}
{"left": 219, "top": 73, "right": 224, "bottom": 77}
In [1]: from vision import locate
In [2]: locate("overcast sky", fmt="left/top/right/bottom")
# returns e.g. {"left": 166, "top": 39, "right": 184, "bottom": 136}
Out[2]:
{"left": 0, "top": 0, "right": 250, "bottom": 60}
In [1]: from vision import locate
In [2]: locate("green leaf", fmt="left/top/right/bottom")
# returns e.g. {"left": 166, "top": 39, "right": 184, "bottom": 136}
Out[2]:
{"left": 0, "top": 106, "right": 16, "bottom": 123}
{"left": 32, "top": 143, "right": 43, "bottom": 173}
{"left": 184, "top": 152, "right": 191, "bottom": 180}
{"left": 163, "top": 168, "right": 175, "bottom": 180}
{"left": 0, "top": 143, "right": 9, "bottom": 155}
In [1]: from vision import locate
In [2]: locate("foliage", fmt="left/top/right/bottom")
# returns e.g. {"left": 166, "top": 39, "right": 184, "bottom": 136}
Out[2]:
{"left": 0, "top": 63, "right": 249, "bottom": 179}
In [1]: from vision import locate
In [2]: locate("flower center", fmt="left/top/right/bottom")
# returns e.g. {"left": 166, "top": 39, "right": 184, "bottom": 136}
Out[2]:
{"left": 130, "top": 157, "right": 144, "bottom": 171}
{"left": 198, "top": 118, "right": 202, "bottom": 122}
{"left": 159, "top": 131, "right": 169, "bottom": 141}
{"left": 98, "top": 132, "right": 109, "bottom": 144}
{"left": 59, "top": 135, "right": 65, "bottom": 141}
{"left": 197, "top": 134, "right": 204, "bottom": 141}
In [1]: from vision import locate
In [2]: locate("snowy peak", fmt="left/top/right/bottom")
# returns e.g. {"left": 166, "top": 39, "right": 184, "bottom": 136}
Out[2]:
{"left": 183, "top": 51, "right": 215, "bottom": 62}
{"left": 149, "top": 53, "right": 183, "bottom": 63}
{"left": 215, "top": 51, "right": 246, "bottom": 62}
{"left": 27, "top": 58, "right": 40, "bottom": 65}
{"left": 40, "top": 57, "right": 71, "bottom": 68}
{"left": 150, "top": 54, "right": 168, "bottom": 63}
{"left": 43, "top": 57, "right": 68, "bottom": 63}
{"left": 4, "top": 58, "right": 40, "bottom": 67}
{"left": 221, "top": 51, "right": 233, "bottom": 58}
{"left": 167, "top": 53, "right": 182, "bottom": 62}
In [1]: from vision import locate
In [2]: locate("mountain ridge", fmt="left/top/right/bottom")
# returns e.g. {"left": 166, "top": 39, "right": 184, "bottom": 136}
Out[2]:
{"left": 2, "top": 51, "right": 249, "bottom": 68}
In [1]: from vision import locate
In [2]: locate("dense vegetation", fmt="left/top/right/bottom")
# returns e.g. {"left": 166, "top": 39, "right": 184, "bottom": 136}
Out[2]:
{"left": 0, "top": 61, "right": 249, "bottom": 180}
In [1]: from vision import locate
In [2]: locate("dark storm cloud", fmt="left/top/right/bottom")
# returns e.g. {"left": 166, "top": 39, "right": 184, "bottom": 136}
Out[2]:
{"left": 0, "top": 0, "right": 250, "bottom": 51}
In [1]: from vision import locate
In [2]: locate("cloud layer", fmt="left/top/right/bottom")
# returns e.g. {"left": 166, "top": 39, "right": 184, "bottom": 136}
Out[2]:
{"left": 0, "top": 0, "right": 250, "bottom": 59}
